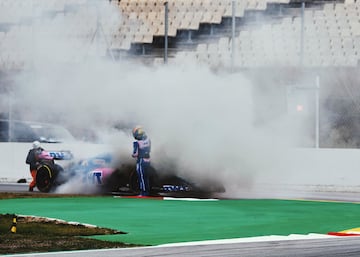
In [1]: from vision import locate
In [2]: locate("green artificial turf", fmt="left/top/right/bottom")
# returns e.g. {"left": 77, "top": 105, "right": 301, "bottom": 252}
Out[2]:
{"left": 0, "top": 197, "right": 359, "bottom": 246}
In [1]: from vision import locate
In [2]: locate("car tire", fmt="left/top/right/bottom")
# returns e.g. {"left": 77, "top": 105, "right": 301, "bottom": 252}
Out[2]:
{"left": 36, "top": 164, "right": 55, "bottom": 193}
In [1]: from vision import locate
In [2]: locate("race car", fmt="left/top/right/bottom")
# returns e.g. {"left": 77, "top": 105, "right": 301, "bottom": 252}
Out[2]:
{"left": 35, "top": 152, "right": 226, "bottom": 198}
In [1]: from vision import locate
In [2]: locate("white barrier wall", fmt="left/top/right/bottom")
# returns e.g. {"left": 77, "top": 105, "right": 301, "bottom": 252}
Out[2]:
{"left": 219, "top": 147, "right": 360, "bottom": 199}
{"left": 1, "top": 145, "right": 360, "bottom": 196}
{"left": 258, "top": 148, "right": 360, "bottom": 186}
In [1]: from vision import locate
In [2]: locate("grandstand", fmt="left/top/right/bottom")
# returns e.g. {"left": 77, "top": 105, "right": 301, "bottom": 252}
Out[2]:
{"left": 0, "top": 0, "right": 360, "bottom": 147}
{"left": 0, "top": 0, "right": 359, "bottom": 68}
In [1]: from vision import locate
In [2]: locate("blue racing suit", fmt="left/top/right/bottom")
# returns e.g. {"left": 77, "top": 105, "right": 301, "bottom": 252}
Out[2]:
{"left": 132, "top": 135, "right": 151, "bottom": 196}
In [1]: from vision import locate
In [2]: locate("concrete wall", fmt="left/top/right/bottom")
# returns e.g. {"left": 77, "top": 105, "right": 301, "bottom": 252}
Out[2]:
{"left": 259, "top": 148, "right": 360, "bottom": 186}
{"left": 220, "top": 148, "right": 360, "bottom": 199}
{"left": 1, "top": 144, "right": 360, "bottom": 197}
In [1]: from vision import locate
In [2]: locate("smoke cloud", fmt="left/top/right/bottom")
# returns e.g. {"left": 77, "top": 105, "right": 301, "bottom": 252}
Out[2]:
{"left": 2, "top": 1, "right": 315, "bottom": 197}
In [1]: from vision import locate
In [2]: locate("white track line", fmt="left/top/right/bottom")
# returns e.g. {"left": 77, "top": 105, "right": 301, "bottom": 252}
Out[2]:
{"left": 163, "top": 197, "right": 219, "bottom": 201}
{"left": 156, "top": 233, "right": 338, "bottom": 247}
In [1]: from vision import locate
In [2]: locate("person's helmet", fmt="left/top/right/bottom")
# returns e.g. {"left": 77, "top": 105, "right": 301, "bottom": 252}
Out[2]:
{"left": 132, "top": 126, "right": 145, "bottom": 140}
{"left": 32, "top": 140, "right": 41, "bottom": 149}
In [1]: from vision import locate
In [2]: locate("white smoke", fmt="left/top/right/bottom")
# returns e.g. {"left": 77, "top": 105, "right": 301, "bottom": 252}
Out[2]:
{"left": 55, "top": 175, "right": 103, "bottom": 195}
{"left": 13, "top": 61, "right": 307, "bottom": 197}
{"left": 3, "top": 1, "right": 313, "bottom": 197}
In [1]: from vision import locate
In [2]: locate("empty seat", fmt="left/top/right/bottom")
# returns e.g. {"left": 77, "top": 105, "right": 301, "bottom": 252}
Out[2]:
{"left": 218, "top": 37, "right": 230, "bottom": 52}
{"left": 196, "top": 43, "right": 208, "bottom": 52}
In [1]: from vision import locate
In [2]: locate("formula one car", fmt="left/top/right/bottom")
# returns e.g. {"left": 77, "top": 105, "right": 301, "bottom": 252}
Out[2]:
{"left": 35, "top": 152, "right": 225, "bottom": 197}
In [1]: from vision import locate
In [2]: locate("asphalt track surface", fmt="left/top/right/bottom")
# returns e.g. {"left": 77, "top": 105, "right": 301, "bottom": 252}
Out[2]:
{"left": 1, "top": 183, "right": 360, "bottom": 257}
{"left": 2, "top": 237, "right": 360, "bottom": 257}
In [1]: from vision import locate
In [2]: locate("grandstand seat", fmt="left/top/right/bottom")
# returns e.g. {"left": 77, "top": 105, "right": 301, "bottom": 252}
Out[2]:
{"left": 346, "top": 5, "right": 359, "bottom": 19}
{"left": 223, "top": 1, "right": 245, "bottom": 18}
{"left": 235, "top": 2, "right": 246, "bottom": 17}
{"left": 207, "top": 43, "right": 218, "bottom": 53}
{"left": 196, "top": 43, "right": 207, "bottom": 53}
{"left": 275, "top": 0, "right": 291, "bottom": 3}
{"left": 256, "top": 0, "right": 267, "bottom": 10}
{"left": 323, "top": 2, "right": 335, "bottom": 13}
{"left": 169, "top": 11, "right": 183, "bottom": 28}
{"left": 212, "top": 10, "right": 223, "bottom": 24}
{"left": 218, "top": 37, "right": 230, "bottom": 52}
{"left": 147, "top": 11, "right": 158, "bottom": 24}
{"left": 195, "top": 50, "right": 209, "bottom": 64}
{"left": 210, "top": 0, "right": 227, "bottom": 15}
{"left": 340, "top": 26, "right": 352, "bottom": 37}
{"left": 246, "top": 0, "right": 258, "bottom": 10}
{"left": 177, "top": 11, "right": 190, "bottom": 29}
{"left": 201, "top": 11, "right": 213, "bottom": 23}
{"left": 223, "top": 1, "right": 233, "bottom": 17}
{"left": 343, "top": 37, "right": 356, "bottom": 55}
{"left": 153, "top": 57, "right": 164, "bottom": 66}
{"left": 207, "top": 52, "right": 222, "bottom": 67}
{"left": 188, "top": 13, "right": 201, "bottom": 30}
